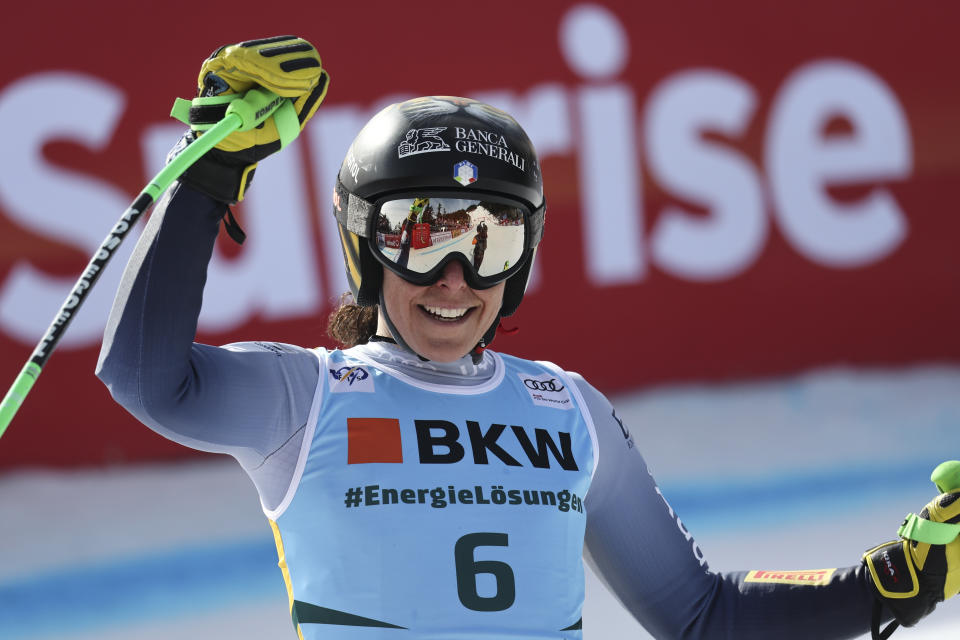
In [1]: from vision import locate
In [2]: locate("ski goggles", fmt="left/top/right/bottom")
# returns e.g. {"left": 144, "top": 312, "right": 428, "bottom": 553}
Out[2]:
{"left": 336, "top": 186, "right": 544, "bottom": 289}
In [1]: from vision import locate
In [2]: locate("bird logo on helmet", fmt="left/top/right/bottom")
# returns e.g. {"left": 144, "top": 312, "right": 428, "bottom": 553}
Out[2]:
{"left": 331, "top": 96, "right": 546, "bottom": 361}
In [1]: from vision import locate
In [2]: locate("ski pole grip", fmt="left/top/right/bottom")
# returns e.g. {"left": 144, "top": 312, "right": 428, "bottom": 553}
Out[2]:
{"left": 932, "top": 460, "right": 960, "bottom": 494}
{"left": 225, "top": 87, "right": 282, "bottom": 129}
{"left": 225, "top": 87, "right": 300, "bottom": 147}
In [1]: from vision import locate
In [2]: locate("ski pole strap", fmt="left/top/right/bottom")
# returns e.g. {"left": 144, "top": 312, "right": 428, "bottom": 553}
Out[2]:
{"left": 170, "top": 94, "right": 240, "bottom": 130}
{"left": 170, "top": 90, "right": 300, "bottom": 148}
{"left": 872, "top": 600, "right": 900, "bottom": 640}
{"left": 898, "top": 513, "right": 960, "bottom": 545}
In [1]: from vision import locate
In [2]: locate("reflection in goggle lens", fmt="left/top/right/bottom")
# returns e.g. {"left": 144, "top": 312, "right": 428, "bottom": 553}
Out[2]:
{"left": 373, "top": 198, "right": 526, "bottom": 280}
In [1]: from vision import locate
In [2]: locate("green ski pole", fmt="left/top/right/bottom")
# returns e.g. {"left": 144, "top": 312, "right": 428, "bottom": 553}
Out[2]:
{"left": 0, "top": 87, "right": 298, "bottom": 439}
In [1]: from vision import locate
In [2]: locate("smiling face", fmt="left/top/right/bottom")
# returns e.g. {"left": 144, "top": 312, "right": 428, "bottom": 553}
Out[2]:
{"left": 377, "top": 260, "right": 505, "bottom": 362}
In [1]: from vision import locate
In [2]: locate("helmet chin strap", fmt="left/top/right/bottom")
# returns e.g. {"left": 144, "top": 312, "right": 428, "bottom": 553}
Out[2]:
{"left": 377, "top": 289, "right": 498, "bottom": 365}
{"left": 471, "top": 314, "right": 500, "bottom": 365}
{"left": 377, "top": 289, "right": 427, "bottom": 362}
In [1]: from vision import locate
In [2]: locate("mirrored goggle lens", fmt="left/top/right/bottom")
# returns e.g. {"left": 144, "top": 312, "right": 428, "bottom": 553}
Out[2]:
{"left": 372, "top": 197, "right": 527, "bottom": 281}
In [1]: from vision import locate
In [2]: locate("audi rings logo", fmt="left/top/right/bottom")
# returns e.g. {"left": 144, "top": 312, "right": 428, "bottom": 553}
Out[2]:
{"left": 524, "top": 378, "right": 565, "bottom": 393}
{"left": 518, "top": 372, "right": 572, "bottom": 410}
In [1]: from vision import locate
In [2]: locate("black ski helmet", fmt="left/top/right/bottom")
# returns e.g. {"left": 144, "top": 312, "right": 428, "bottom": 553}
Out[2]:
{"left": 332, "top": 96, "right": 545, "bottom": 322}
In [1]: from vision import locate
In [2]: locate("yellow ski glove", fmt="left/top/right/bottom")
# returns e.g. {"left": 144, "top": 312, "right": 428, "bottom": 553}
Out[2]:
{"left": 864, "top": 461, "right": 960, "bottom": 639}
{"left": 176, "top": 35, "right": 329, "bottom": 203}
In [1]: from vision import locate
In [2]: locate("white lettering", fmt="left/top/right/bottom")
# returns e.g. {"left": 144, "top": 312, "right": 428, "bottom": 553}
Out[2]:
{"left": 576, "top": 86, "right": 645, "bottom": 285}
{"left": 0, "top": 72, "right": 134, "bottom": 348}
{"left": 471, "top": 86, "right": 573, "bottom": 294}
{"left": 454, "top": 128, "right": 509, "bottom": 146}
{"left": 560, "top": 4, "right": 629, "bottom": 80}
{"left": 0, "top": 17, "right": 918, "bottom": 353}
{"left": 767, "top": 60, "right": 910, "bottom": 267}
{"left": 562, "top": 4, "right": 643, "bottom": 285}
{"left": 453, "top": 135, "right": 524, "bottom": 171}
{"left": 646, "top": 70, "right": 767, "bottom": 280}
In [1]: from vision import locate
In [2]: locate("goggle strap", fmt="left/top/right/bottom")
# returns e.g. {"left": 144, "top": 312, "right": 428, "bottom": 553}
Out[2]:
{"left": 334, "top": 179, "right": 374, "bottom": 237}
{"left": 528, "top": 201, "right": 546, "bottom": 248}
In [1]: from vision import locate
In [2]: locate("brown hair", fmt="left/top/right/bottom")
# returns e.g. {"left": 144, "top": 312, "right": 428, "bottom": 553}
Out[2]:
{"left": 326, "top": 293, "right": 379, "bottom": 347}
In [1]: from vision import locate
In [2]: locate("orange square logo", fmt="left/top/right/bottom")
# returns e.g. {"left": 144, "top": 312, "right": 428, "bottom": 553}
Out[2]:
{"left": 347, "top": 418, "right": 403, "bottom": 464}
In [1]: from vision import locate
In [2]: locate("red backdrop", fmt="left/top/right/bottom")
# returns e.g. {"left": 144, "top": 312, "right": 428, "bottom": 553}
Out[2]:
{"left": 2, "top": 1, "right": 958, "bottom": 467}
